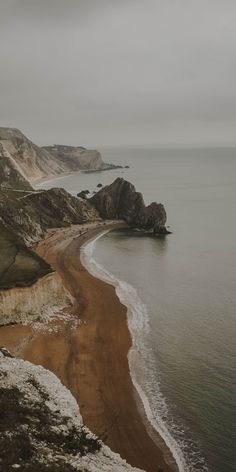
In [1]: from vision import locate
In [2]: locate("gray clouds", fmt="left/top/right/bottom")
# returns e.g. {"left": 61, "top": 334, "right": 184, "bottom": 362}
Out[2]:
{"left": 1, "top": 0, "right": 236, "bottom": 146}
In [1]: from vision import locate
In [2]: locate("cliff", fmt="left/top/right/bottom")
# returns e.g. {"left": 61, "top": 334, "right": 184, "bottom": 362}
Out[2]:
{"left": 43, "top": 144, "right": 107, "bottom": 171}
{"left": 0, "top": 349, "right": 143, "bottom": 472}
{"left": 0, "top": 187, "right": 101, "bottom": 244}
{"left": 0, "top": 142, "right": 32, "bottom": 191}
{"left": 0, "top": 128, "right": 110, "bottom": 185}
{"left": 0, "top": 272, "right": 72, "bottom": 325}
{"left": 0, "top": 127, "right": 63, "bottom": 184}
{"left": 0, "top": 221, "right": 52, "bottom": 290}
{"left": 90, "top": 177, "right": 169, "bottom": 233}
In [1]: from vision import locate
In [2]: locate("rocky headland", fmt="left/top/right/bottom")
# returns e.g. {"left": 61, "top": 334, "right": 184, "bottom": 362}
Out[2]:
{"left": 90, "top": 177, "right": 169, "bottom": 234}
{"left": 0, "top": 131, "right": 172, "bottom": 472}
{"left": 0, "top": 127, "right": 120, "bottom": 186}
{"left": 42, "top": 144, "right": 119, "bottom": 173}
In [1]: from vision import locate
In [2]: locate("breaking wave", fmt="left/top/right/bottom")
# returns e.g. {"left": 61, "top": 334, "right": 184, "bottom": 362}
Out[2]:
{"left": 80, "top": 231, "right": 207, "bottom": 472}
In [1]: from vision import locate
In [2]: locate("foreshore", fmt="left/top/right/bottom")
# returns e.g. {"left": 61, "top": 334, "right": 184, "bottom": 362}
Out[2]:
{"left": 0, "top": 222, "right": 178, "bottom": 472}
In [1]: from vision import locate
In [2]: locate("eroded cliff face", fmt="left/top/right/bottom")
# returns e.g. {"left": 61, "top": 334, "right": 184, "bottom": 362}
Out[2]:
{"left": 0, "top": 187, "right": 101, "bottom": 244}
{"left": 0, "top": 350, "right": 143, "bottom": 472}
{"left": 0, "top": 272, "right": 73, "bottom": 326}
{"left": 0, "top": 128, "right": 108, "bottom": 185}
{"left": 0, "top": 127, "right": 64, "bottom": 184}
{"left": 90, "top": 177, "right": 169, "bottom": 233}
{"left": 43, "top": 145, "right": 106, "bottom": 171}
{"left": 0, "top": 143, "right": 33, "bottom": 191}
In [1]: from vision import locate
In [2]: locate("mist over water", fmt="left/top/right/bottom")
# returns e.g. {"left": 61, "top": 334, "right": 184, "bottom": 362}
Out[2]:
{"left": 42, "top": 148, "right": 236, "bottom": 472}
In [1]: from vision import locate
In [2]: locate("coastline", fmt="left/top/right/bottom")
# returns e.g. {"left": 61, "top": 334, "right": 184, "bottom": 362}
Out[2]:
{"left": 33, "top": 170, "right": 82, "bottom": 187}
{"left": 33, "top": 165, "right": 120, "bottom": 188}
{"left": 0, "top": 222, "right": 178, "bottom": 472}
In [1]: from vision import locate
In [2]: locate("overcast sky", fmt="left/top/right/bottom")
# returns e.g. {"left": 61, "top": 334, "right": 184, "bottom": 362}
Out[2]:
{"left": 1, "top": 0, "right": 236, "bottom": 147}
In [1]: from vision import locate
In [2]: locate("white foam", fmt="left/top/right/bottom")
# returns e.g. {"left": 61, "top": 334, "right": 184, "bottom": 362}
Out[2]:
{"left": 80, "top": 232, "right": 189, "bottom": 472}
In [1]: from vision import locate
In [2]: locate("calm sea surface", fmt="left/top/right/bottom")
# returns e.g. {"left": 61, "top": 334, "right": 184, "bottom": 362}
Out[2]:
{"left": 40, "top": 148, "right": 236, "bottom": 472}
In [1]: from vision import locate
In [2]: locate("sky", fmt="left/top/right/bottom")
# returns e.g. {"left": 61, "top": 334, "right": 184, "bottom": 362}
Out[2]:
{"left": 1, "top": 0, "right": 236, "bottom": 147}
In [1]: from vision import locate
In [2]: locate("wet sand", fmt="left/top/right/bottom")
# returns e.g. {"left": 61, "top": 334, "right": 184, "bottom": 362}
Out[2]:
{"left": 0, "top": 222, "right": 178, "bottom": 472}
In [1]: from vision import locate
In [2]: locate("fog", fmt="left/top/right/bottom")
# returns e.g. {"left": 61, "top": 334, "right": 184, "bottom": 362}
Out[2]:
{"left": 1, "top": 0, "right": 236, "bottom": 147}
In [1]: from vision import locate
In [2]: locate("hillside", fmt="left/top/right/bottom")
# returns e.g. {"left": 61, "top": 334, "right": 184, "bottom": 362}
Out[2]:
{"left": 0, "top": 221, "right": 52, "bottom": 290}
{"left": 0, "top": 187, "right": 100, "bottom": 243}
{"left": 0, "top": 142, "right": 32, "bottom": 190}
{"left": 0, "top": 128, "right": 110, "bottom": 185}
{"left": 43, "top": 144, "right": 107, "bottom": 171}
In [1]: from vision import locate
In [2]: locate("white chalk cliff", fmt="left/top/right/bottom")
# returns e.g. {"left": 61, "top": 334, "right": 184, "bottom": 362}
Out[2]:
{"left": 0, "top": 349, "right": 143, "bottom": 472}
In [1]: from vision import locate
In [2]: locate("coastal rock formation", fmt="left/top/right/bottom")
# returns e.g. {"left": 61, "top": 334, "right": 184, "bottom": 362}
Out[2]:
{"left": 0, "top": 221, "right": 52, "bottom": 290}
{"left": 0, "top": 350, "right": 143, "bottom": 472}
{"left": 0, "top": 128, "right": 112, "bottom": 185}
{"left": 0, "top": 272, "right": 73, "bottom": 325}
{"left": 0, "top": 187, "right": 101, "bottom": 244}
{"left": 43, "top": 144, "right": 107, "bottom": 172}
{"left": 0, "top": 143, "right": 33, "bottom": 191}
{"left": 0, "top": 127, "right": 64, "bottom": 184}
{"left": 90, "top": 177, "right": 169, "bottom": 233}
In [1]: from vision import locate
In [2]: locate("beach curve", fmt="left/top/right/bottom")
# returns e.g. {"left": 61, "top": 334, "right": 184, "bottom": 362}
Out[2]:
{"left": 0, "top": 222, "right": 178, "bottom": 472}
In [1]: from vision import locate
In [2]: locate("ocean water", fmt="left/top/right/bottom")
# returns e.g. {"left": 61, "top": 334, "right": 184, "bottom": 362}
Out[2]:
{"left": 40, "top": 147, "right": 236, "bottom": 472}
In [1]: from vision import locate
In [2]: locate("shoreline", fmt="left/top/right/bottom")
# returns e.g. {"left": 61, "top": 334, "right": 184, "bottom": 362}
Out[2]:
{"left": 81, "top": 234, "right": 184, "bottom": 472}
{"left": 0, "top": 222, "right": 178, "bottom": 472}
{"left": 33, "top": 165, "right": 121, "bottom": 188}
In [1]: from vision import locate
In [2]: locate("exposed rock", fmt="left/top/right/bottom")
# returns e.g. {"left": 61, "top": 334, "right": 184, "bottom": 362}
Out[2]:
{"left": 43, "top": 144, "right": 107, "bottom": 172}
{"left": 0, "top": 187, "right": 101, "bottom": 244}
{"left": 0, "top": 142, "right": 32, "bottom": 191}
{"left": 0, "top": 353, "right": 143, "bottom": 472}
{"left": 0, "top": 221, "right": 52, "bottom": 290}
{"left": 0, "top": 128, "right": 113, "bottom": 185}
{"left": 0, "top": 272, "right": 73, "bottom": 326}
{"left": 97, "top": 183, "right": 103, "bottom": 188}
{"left": 0, "top": 128, "right": 65, "bottom": 184}
{"left": 77, "top": 190, "right": 90, "bottom": 199}
{"left": 90, "top": 178, "right": 169, "bottom": 233}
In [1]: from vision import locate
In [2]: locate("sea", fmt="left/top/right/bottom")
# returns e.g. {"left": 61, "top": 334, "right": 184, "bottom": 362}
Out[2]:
{"left": 39, "top": 147, "right": 236, "bottom": 472}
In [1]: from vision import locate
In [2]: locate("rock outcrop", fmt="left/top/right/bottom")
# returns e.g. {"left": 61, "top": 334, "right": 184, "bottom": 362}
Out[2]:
{"left": 43, "top": 144, "right": 107, "bottom": 172}
{"left": 0, "top": 127, "right": 64, "bottom": 184}
{"left": 0, "top": 350, "right": 143, "bottom": 472}
{"left": 0, "top": 128, "right": 113, "bottom": 186}
{"left": 0, "top": 187, "right": 101, "bottom": 244}
{"left": 90, "top": 178, "right": 169, "bottom": 233}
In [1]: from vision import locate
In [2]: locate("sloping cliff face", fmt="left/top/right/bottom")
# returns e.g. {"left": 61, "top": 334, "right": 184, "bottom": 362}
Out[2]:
{"left": 0, "top": 128, "right": 108, "bottom": 185}
{"left": 90, "top": 177, "right": 169, "bottom": 233}
{"left": 0, "top": 187, "right": 101, "bottom": 244}
{"left": 0, "top": 142, "right": 32, "bottom": 190}
{"left": 43, "top": 144, "right": 106, "bottom": 171}
{"left": 0, "top": 221, "right": 52, "bottom": 290}
{"left": 0, "top": 350, "right": 143, "bottom": 472}
{"left": 0, "top": 127, "right": 63, "bottom": 184}
{"left": 0, "top": 272, "right": 72, "bottom": 325}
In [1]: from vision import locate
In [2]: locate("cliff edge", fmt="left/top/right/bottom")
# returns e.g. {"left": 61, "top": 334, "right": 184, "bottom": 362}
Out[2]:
{"left": 0, "top": 128, "right": 109, "bottom": 185}
{"left": 0, "top": 349, "right": 143, "bottom": 472}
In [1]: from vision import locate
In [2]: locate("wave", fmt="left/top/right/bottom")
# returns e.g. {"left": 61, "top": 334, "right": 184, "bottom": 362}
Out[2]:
{"left": 80, "top": 231, "right": 206, "bottom": 472}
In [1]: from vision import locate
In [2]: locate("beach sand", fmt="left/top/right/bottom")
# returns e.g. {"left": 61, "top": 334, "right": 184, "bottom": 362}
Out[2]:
{"left": 0, "top": 223, "right": 178, "bottom": 472}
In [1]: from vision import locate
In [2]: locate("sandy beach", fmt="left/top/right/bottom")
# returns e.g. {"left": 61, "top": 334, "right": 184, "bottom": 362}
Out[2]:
{"left": 0, "top": 222, "right": 178, "bottom": 472}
